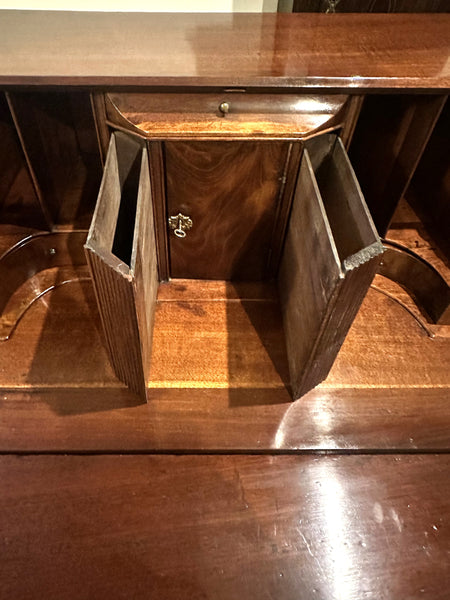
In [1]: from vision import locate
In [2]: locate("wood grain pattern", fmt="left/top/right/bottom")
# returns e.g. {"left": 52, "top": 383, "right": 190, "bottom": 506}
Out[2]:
{"left": 340, "top": 95, "right": 365, "bottom": 149}
{"left": 266, "top": 142, "right": 303, "bottom": 275}
{"left": 106, "top": 92, "right": 349, "bottom": 139}
{"left": 1, "top": 14, "right": 449, "bottom": 598}
{"left": 349, "top": 94, "right": 447, "bottom": 235}
{"left": 131, "top": 147, "right": 159, "bottom": 388}
{"left": 147, "top": 141, "right": 170, "bottom": 281}
{"left": 279, "top": 135, "right": 383, "bottom": 398}
{"left": 165, "top": 140, "right": 290, "bottom": 280}
{"left": 0, "top": 277, "right": 449, "bottom": 451}
{"left": 2, "top": 387, "right": 450, "bottom": 453}
{"left": 387, "top": 198, "right": 450, "bottom": 285}
{"left": 85, "top": 249, "right": 146, "bottom": 397}
{"left": 374, "top": 198, "right": 450, "bottom": 336}
{"left": 90, "top": 92, "right": 110, "bottom": 166}
{"left": 0, "top": 12, "right": 449, "bottom": 90}
{"left": 85, "top": 133, "right": 158, "bottom": 398}
{"left": 1, "top": 454, "right": 449, "bottom": 599}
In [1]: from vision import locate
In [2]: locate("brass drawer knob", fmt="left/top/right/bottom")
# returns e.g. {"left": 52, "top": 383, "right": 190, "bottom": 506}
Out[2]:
{"left": 219, "top": 101, "right": 230, "bottom": 115}
{"left": 168, "top": 213, "right": 193, "bottom": 238}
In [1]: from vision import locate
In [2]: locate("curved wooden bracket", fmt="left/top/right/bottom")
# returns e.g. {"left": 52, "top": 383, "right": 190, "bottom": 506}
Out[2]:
{"left": 379, "top": 239, "right": 450, "bottom": 326}
{"left": 0, "top": 231, "right": 89, "bottom": 340}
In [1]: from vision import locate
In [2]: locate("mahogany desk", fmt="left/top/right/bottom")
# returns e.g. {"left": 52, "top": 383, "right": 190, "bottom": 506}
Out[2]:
{"left": 0, "top": 11, "right": 449, "bottom": 599}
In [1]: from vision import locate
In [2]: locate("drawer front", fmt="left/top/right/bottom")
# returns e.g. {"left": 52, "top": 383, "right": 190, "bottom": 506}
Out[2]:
{"left": 105, "top": 92, "right": 349, "bottom": 139}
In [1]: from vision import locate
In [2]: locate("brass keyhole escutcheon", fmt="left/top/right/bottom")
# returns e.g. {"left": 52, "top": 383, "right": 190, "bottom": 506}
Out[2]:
{"left": 168, "top": 213, "right": 193, "bottom": 238}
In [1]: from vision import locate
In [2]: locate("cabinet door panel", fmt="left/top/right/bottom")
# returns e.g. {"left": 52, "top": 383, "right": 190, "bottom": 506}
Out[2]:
{"left": 279, "top": 134, "right": 383, "bottom": 399}
{"left": 85, "top": 132, "right": 158, "bottom": 399}
{"left": 165, "top": 140, "right": 290, "bottom": 280}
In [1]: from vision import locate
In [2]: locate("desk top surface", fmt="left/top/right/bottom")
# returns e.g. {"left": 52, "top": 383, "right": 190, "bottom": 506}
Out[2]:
{"left": 0, "top": 11, "right": 449, "bottom": 90}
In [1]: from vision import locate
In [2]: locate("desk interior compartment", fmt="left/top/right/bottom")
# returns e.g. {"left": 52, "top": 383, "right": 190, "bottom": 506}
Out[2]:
{"left": 86, "top": 130, "right": 384, "bottom": 402}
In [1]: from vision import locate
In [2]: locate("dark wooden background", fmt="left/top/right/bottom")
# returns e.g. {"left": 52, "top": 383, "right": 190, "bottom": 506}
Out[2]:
{"left": 293, "top": 0, "right": 450, "bottom": 12}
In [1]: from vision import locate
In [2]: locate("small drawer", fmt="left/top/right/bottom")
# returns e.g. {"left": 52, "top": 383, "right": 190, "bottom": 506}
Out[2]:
{"left": 105, "top": 92, "right": 349, "bottom": 139}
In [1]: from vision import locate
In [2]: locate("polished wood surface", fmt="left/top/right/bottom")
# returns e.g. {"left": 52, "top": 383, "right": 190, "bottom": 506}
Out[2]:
{"left": 1, "top": 11, "right": 449, "bottom": 597}
{"left": 166, "top": 140, "right": 290, "bottom": 280}
{"left": 1, "top": 454, "right": 449, "bottom": 599}
{"left": 0, "top": 275, "right": 448, "bottom": 452}
{"left": 0, "top": 12, "right": 449, "bottom": 90}
{"left": 132, "top": 146, "right": 159, "bottom": 395}
{"left": 106, "top": 92, "right": 349, "bottom": 139}
{"left": 2, "top": 387, "right": 450, "bottom": 453}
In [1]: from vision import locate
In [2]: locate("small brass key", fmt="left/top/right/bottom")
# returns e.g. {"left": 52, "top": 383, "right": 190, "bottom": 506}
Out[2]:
{"left": 168, "top": 213, "right": 193, "bottom": 238}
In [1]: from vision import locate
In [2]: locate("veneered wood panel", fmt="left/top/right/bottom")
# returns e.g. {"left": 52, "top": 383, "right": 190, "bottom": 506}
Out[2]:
{"left": 266, "top": 142, "right": 303, "bottom": 274}
{"left": 165, "top": 140, "right": 290, "bottom": 280}
{"left": 85, "top": 132, "right": 158, "bottom": 398}
{"left": 278, "top": 149, "right": 341, "bottom": 393}
{"left": 106, "top": 92, "right": 349, "bottom": 139}
{"left": 279, "top": 135, "right": 383, "bottom": 398}
{"left": 0, "top": 12, "right": 449, "bottom": 90}
{"left": 1, "top": 454, "right": 449, "bottom": 599}
{"left": 90, "top": 92, "right": 110, "bottom": 165}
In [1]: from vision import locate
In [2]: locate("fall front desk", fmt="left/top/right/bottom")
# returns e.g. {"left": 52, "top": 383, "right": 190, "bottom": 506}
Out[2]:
{"left": 0, "top": 12, "right": 448, "bottom": 433}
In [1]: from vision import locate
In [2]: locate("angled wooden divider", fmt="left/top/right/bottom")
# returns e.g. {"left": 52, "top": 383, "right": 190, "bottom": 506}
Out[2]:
{"left": 85, "top": 132, "right": 158, "bottom": 399}
{"left": 279, "top": 134, "right": 384, "bottom": 398}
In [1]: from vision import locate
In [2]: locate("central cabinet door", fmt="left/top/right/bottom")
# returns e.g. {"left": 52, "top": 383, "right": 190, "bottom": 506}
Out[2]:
{"left": 164, "top": 140, "right": 291, "bottom": 280}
